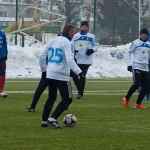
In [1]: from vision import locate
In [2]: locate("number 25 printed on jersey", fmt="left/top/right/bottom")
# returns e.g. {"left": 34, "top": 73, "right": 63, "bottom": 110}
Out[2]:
{"left": 48, "top": 48, "right": 64, "bottom": 64}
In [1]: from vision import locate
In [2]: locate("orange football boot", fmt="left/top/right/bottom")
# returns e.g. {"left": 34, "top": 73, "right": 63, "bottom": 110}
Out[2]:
{"left": 135, "top": 104, "right": 145, "bottom": 109}
{"left": 123, "top": 97, "right": 131, "bottom": 108}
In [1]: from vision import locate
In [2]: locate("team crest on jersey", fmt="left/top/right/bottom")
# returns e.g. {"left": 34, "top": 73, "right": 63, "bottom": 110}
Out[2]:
{"left": 76, "top": 41, "right": 86, "bottom": 51}
{"left": 140, "top": 50, "right": 148, "bottom": 57}
{"left": 79, "top": 43, "right": 83, "bottom": 47}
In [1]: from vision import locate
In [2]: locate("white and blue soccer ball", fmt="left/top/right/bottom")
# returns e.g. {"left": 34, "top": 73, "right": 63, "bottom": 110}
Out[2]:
{"left": 63, "top": 114, "right": 77, "bottom": 127}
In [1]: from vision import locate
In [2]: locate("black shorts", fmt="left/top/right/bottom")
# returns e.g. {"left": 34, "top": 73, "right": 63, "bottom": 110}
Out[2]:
{"left": 0, "top": 61, "right": 6, "bottom": 76}
{"left": 133, "top": 69, "right": 150, "bottom": 92}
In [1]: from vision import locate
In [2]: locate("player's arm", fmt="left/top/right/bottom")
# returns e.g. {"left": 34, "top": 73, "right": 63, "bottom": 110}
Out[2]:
{"left": 64, "top": 42, "right": 82, "bottom": 75}
{"left": 39, "top": 45, "right": 48, "bottom": 72}
{"left": 86, "top": 35, "right": 99, "bottom": 56}
{"left": 71, "top": 35, "right": 79, "bottom": 55}
{"left": 71, "top": 36, "right": 75, "bottom": 53}
{"left": 92, "top": 35, "right": 99, "bottom": 52}
{"left": 126, "top": 42, "right": 135, "bottom": 72}
{"left": 3, "top": 32, "right": 8, "bottom": 59}
{"left": 148, "top": 51, "right": 150, "bottom": 70}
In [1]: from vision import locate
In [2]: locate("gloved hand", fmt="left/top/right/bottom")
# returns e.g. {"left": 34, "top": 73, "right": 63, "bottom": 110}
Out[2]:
{"left": 86, "top": 49, "right": 94, "bottom": 56}
{"left": 42, "top": 72, "right": 46, "bottom": 78}
{"left": 74, "top": 50, "right": 79, "bottom": 54}
{"left": 148, "top": 64, "right": 150, "bottom": 70}
{"left": 78, "top": 72, "right": 85, "bottom": 80}
{"left": 70, "top": 70, "right": 76, "bottom": 77}
{"left": 0, "top": 56, "right": 7, "bottom": 63}
{"left": 127, "top": 66, "right": 133, "bottom": 72}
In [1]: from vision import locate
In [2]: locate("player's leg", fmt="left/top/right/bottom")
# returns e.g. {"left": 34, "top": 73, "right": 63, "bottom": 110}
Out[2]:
{"left": 72, "top": 72, "right": 80, "bottom": 94}
{"left": 136, "top": 71, "right": 150, "bottom": 108}
{"left": 72, "top": 68, "right": 81, "bottom": 97}
{"left": 41, "top": 79, "right": 57, "bottom": 127}
{"left": 144, "top": 69, "right": 150, "bottom": 100}
{"left": 27, "top": 72, "right": 48, "bottom": 112}
{"left": 78, "top": 64, "right": 90, "bottom": 98}
{"left": 124, "top": 69, "right": 142, "bottom": 107}
{"left": 48, "top": 81, "right": 72, "bottom": 128}
{"left": 0, "top": 61, "right": 7, "bottom": 97}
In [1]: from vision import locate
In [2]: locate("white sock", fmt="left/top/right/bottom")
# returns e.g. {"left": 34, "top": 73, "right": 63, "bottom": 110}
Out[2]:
{"left": 48, "top": 117, "right": 56, "bottom": 122}
{"left": 42, "top": 121, "right": 47, "bottom": 124}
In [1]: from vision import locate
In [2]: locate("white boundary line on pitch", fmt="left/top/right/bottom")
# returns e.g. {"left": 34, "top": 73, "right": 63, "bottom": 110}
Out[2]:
{"left": 6, "top": 80, "right": 132, "bottom": 83}
{"left": 6, "top": 90, "right": 127, "bottom": 93}
{"left": 5, "top": 90, "right": 131, "bottom": 96}
{"left": 6, "top": 91, "right": 127, "bottom": 95}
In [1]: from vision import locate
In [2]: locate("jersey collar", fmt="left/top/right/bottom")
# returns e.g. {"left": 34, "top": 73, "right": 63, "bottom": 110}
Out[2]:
{"left": 140, "top": 38, "right": 148, "bottom": 42}
{"left": 80, "top": 30, "right": 88, "bottom": 35}
{"left": 61, "top": 32, "right": 72, "bottom": 41}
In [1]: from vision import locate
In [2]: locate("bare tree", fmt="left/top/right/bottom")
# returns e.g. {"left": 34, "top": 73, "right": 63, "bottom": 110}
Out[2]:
{"left": 140, "top": 0, "right": 150, "bottom": 29}
{"left": 83, "top": 0, "right": 93, "bottom": 22}
{"left": 31, "top": 0, "right": 42, "bottom": 41}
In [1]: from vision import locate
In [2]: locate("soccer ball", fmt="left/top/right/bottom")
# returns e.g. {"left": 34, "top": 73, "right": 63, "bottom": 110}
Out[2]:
{"left": 63, "top": 114, "right": 77, "bottom": 127}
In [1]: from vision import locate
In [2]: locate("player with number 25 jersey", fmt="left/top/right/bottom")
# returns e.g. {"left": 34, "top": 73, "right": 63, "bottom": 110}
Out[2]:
{"left": 40, "top": 25, "right": 82, "bottom": 128}
{"left": 40, "top": 35, "right": 81, "bottom": 81}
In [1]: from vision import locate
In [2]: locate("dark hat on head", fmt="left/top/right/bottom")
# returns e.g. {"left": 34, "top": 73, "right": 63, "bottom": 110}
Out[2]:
{"left": 140, "top": 28, "right": 149, "bottom": 35}
{"left": 81, "top": 21, "right": 89, "bottom": 27}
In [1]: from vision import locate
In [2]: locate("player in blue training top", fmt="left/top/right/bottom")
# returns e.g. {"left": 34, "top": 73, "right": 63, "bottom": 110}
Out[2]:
{"left": 123, "top": 28, "right": 150, "bottom": 108}
{"left": 71, "top": 21, "right": 99, "bottom": 99}
{"left": 0, "top": 31, "right": 8, "bottom": 97}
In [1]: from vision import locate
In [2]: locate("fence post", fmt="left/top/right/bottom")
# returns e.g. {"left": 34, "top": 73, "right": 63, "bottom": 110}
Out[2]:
{"left": 15, "top": 0, "right": 18, "bottom": 45}
{"left": 93, "top": 0, "right": 96, "bottom": 34}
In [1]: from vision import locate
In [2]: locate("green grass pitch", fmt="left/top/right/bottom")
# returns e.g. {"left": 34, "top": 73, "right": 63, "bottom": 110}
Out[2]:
{"left": 0, "top": 79, "right": 150, "bottom": 150}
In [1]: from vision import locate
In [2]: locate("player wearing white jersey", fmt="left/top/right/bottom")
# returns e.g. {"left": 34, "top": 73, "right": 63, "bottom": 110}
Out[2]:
{"left": 40, "top": 25, "right": 83, "bottom": 128}
{"left": 71, "top": 21, "right": 99, "bottom": 99}
{"left": 123, "top": 28, "right": 150, "bottom": 109}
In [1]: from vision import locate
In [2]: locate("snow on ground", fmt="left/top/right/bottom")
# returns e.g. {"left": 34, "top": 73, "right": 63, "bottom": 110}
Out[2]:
{"left": 6, "top": 43, "right": 132, "bottom": 78}
{"left": 7, "top": 43, "right": 43, "bottom": 78}
{"left": 88, "top": 44, "right": 132, "bottom": 78}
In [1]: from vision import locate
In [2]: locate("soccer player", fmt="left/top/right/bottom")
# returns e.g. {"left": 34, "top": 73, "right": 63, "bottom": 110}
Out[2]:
{"left": 0, "top": 31, "right": 8, "bottom": 97}
{"left": 71, "top": 21, "right": 99, "bottom": 99}
{"left": 27, "top": 71, "right": 48, "bottom": 112}
{"left": 27, "top": 34, "right": 62, "bottom": 111}
{"left": 40, "top": 25, "right": 83, "bottom": 128}
{"left": 123, "top": 28, "right": 150, "bottom": 108}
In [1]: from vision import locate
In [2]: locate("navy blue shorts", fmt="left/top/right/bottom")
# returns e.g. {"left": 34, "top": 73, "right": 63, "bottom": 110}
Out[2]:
{"left": 0, "top": 61, "right": 6, "bottom": 75}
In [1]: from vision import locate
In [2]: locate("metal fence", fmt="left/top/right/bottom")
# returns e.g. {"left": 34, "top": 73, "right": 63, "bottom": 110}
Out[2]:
{"left": 1, "top": 0, "right": 150, "bottom": 46}
{"left": 94, "top": 0, "right": 139, "bottom": 45}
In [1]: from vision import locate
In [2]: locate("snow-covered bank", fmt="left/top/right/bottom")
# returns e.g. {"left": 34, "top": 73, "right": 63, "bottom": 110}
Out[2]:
{"left": 88, "top": 44, "right": 132, "bottom": 78}
{"left": 7, "top": 44, "right": 43, "bottom": 78}
{"left": 6, "top": 44, "right": 132, "bottom": 78}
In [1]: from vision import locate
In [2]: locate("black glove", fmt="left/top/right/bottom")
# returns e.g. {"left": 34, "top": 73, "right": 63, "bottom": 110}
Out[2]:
{"left": 74, "top": 50, "right": 79, "bottom": 54}
{"left": 78, "top": 72, "right": 85, "bottom": 80}
{"left": 42, "top": 71, "right": 46, "bottom": 78}
{"left": 86, "top": 49, "right": 94, "bottom": 56}
{"left": 70, "top": 70, "right": 76, "bottom": 77}
{"left": 149, "top": 63, "right": 150, "bottom": 71}
{"left": 127, "top": 66, "right": 133, "bottom": 72}
{"left": 0, "top": 56, "right": 7, "bottom": 63}
{"left": 74, "top": 50, "right": 79, "bottom": 56}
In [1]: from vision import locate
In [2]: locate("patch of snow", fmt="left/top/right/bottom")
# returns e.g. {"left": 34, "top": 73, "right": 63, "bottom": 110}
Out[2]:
{"left": 6, "top": 43, "right": 132, "bottom": 78}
